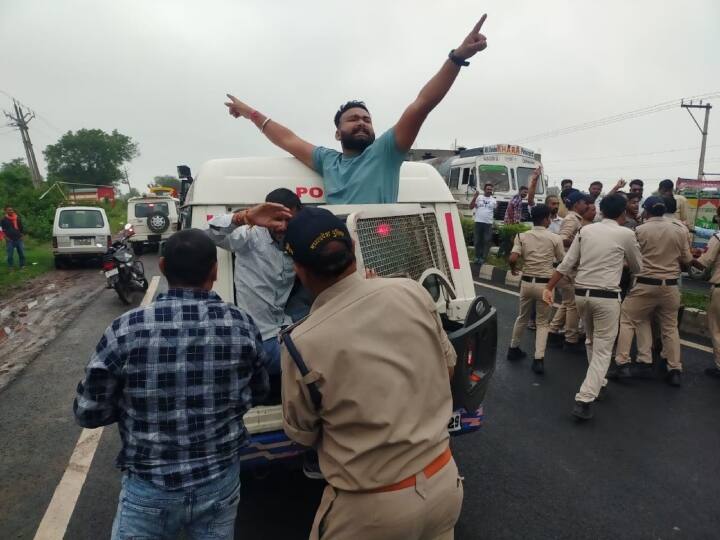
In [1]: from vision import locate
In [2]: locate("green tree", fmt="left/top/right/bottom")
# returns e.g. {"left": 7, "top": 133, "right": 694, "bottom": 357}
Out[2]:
{"left": 43, "top": 129, "right": 139, "bottom": 186}
{"left": 152, "top": 175, "right": 181, "bottom": 194}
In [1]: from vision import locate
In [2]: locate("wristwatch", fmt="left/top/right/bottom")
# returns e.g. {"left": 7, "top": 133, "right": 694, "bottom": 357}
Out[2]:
{"left": 448, "top": 49, "right": 469, "bottom": 67}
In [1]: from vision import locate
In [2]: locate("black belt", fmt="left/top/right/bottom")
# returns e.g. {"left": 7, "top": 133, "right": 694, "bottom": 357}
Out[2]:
{"left": 575, "top": 288, "right": 620, "bottom": 299}
{"left": 636, "top": 277, "right": 678, "bottom": 286}
{"left": 522, "top": 276, "right": 551, "bottom": 284}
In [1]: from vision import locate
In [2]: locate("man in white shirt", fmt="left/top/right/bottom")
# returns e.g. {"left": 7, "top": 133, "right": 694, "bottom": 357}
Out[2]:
{"left": 470, "top": 182, "right": 497, "bottom": 265}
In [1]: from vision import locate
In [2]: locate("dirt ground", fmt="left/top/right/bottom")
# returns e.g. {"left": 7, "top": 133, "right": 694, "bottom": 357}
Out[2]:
{"left": 0, "top": 268, "right": 106, "bottom": 391}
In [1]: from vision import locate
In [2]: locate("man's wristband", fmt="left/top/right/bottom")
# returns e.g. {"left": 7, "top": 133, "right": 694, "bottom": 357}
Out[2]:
{"left": 448, "top": 49, "right": 470, "bottom": 67}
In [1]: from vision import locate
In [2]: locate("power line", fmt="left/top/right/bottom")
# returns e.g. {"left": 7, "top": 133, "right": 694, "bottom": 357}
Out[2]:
{"left": 544, "top": 144, "right": 720, "bottom": 164}
{"left": 514, "top": 91, "right": 720, "bottom": 144}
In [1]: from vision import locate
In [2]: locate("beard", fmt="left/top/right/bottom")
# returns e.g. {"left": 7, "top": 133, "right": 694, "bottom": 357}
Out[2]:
{"left": 340, "top": 128, "right": 376, "bottom": 152}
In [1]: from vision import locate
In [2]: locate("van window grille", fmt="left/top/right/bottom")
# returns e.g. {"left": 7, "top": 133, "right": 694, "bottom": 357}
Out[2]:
{"left": 354, "top": 213, "right": 454, "bottom": 287}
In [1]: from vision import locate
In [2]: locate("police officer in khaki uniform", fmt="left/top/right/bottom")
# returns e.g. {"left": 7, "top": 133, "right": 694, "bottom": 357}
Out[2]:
{"left": 611, "top": 197, "right": 693, "bottom": 386}
{"left": 507, "top": 204, "right": 565, "bottom": 374}
{"left": 548, "top": 190, "right": 589, "bottom": 352}
{"left": 280, "top": 207, "right": 463, "bottom": 540}
{"left": 544, "top": 194, "right": 642, "bottom": 420}
{"left": 691, "top": 232, "right": 720, "bottom": 379}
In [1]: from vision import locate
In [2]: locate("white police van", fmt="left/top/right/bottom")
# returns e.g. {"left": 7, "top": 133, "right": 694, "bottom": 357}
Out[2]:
{"left": 179, "top": 158, "right": 497, "bottom": 471}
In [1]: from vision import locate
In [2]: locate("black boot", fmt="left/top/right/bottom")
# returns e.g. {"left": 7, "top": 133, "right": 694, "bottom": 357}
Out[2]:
{"left": 507, "top": 347, "right": 527, "bottom": 361}
{"left": 563, "top": 340, "right": 585, "bottom": 354}
{"left": 705, "top": 367, "right": 720, "bottom": 379}
{"left": 572, "top": 400, "right": 593, "bottom": 420}
{"left": 531, "top": 358, "right": 545, "bottom": 374}
{"left": 666, "top": 369, "right": 682, "bottom": 387}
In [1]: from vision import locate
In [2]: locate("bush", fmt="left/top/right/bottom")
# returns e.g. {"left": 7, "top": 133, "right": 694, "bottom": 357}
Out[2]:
{"left": 460, "top": 217, "right": 475, "bottom": 246}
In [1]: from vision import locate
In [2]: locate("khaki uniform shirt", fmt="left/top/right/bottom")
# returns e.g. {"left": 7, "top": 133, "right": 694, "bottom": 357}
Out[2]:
{"left": 557, "top": 219, "right": 643, "bottom": 292}
{"left": 558, "top": 211, "right": 583, "bottom": 248}
{"left": 675, "top": 194, "right": 689, "bottom": 224}
{"left": 636, "top": 217, "right": 693, "bottom": 279}
{"left": 699, "top": 234, "right": 720, "bottom": 284}
{"left": 512, "top": 226, "right": 565, "bottom": 278}
{"left": 281, "top": 273, "right": 456, "bottom": 491}
{"left": 664, "top": 214, "right": 693, "bottom": 247}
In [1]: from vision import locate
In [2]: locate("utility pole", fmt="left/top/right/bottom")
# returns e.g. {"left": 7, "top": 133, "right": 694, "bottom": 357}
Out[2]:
{"left": 681, "top": 99, "right": 712, "bottom": 180}
{"left": 4, "top": 99, "right": 43, "bottom": 187}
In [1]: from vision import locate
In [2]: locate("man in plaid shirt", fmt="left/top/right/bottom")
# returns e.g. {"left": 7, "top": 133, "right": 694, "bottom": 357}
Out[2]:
{"left": 504, "top": 185, "right": 528, "bottom": 224}
{"left": 73, "top": 227, "right": 279, "bottom": 539}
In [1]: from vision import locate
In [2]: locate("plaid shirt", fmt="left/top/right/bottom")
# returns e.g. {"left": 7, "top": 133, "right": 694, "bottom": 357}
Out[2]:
{"left": 504, "top": 194, "right": 524, "bottom": 224}
{"left": 73, "top": 288, "right": 269, "bottom": 490}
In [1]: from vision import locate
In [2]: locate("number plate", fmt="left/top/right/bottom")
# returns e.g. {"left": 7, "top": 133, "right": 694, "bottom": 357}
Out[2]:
{"left": 447, "top": 412, "right": 461, "bottom": 432}
{"left": 105, "top": 268, "right": 119, "bottom": 278}
{"left": 74, "top": 237, "right": 92, "bottom": 246}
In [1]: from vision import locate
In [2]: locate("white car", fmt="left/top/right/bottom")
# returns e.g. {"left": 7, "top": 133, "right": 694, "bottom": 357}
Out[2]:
{"left": 126, "top": 196, "right": 179, "bottom": 254}
{"left": 52, "top": 206, "right": 112, "bottom": 268}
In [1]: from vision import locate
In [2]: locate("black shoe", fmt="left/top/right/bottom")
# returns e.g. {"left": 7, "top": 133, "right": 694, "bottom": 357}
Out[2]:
{"left": 572, "top": 400, "right": 593, "bottom": 420}
{"left": 527, "top": 321, "right": 536, "bottom": 331}
{"left": 596, "top": 386, "right": 609, "bottom": 401}
{"left": 531, "top": 358, "right": 544, "bottom": 374}
{"left": 606, "top": 363, "right": 631, "bottom": 380}
{"left": 631, "top": 363, "right": 654, "bottom": 379}
{"left": 666, "top": 369, "right": 682, "bottom": 387}
{"left": 547, "top": 332, "right": 564, "bottom": 347}
{"left": 705, "top": 367, "right": 720, "bottom": 379}
{"left": 563, "top": 340, "right": 585, "bottom": 354}
{"left": 302, "top": 452, "right": 325, "bottom": 480}
{"left": 507, "top": 347, "right": 527, "bottom": 361}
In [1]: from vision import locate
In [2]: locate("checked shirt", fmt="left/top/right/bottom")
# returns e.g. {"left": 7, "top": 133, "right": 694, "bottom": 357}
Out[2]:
{"left": 73, "top": 288, "right": 269, "bottom": 490}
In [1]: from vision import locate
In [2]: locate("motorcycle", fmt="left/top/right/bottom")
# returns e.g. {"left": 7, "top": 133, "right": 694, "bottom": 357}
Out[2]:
{"left": 102, "top": 224, "right": 149, "bottom": 304}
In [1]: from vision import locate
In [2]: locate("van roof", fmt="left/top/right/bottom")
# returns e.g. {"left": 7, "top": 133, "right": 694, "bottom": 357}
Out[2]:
{"left": 129, "top": 195, "right": 176, "bottom": 202}
{"left": 57, "top": 206, "right": 108, "bottom": 213}
{"left": 186, "top": 157, "right": 456, "bottom": 206}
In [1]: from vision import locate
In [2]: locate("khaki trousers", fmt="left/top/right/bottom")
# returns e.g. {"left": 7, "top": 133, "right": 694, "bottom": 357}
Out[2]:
{"left": 549, "top": 276, "right": 580, "bottom": 343}
{"left": 575, "top": 293, "right": 621, "bottom": 403}
{"left": 615, "top": 282, "right": 682, "bottom": 369}
{"left": 709, "top": 287, "right": 720, "bottom": 369}
{"left": 510, "top": 280, "right": 553, "bottom": 359}
{"left": 310, "top": 457, "right": 463, "bottom": 540}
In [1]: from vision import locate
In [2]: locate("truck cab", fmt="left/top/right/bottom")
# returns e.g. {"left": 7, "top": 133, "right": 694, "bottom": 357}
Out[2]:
{"left": 435, "top": 144, "right": 546, "bottom": 220}
{"left": 180, "top": 157, "right": 498, "bottom": 471}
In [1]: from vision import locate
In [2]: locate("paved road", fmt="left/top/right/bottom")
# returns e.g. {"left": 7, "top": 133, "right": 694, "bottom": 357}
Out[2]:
{"left": 1, "top": 260, "right": 719, "bottom": 539}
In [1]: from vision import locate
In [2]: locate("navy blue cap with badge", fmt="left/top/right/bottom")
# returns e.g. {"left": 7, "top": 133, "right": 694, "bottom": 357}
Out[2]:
{"left": 284, "top": 207, "right": 353, "bottom": 266}
{"left": 565, "top": 190, "right": 591, "bottom": 207}
{"left": 642, "top": 196, "right": 666, "bottom": 212}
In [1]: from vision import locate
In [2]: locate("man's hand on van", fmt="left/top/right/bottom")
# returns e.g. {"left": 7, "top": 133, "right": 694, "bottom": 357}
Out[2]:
{"left": 233, "top": 203, "right": 293, "bottom": 228}
{"left": 454, "top": 14, "right": 488, "bottom": 60}
{"left": 225, "top": 94, "right": 253, "bottom": 119}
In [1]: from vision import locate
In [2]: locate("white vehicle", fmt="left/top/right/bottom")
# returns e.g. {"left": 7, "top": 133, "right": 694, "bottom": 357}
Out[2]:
{"left": 126, "top": 195, "right": 179, "bottom": 254}
{"left": 52, "top": 206, "right": 111, "bottom": 268}
{"left": 180, "top": 157, "right": 498, "bottom": 473}
{"left": 431, "top": 144, "right": 547, "bottom": 220}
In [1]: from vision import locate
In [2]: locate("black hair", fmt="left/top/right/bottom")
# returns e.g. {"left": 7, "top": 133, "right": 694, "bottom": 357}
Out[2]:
{"left": 334, "top": 101, "right": 370, "bottom": 127}
{"left": 629, "top": 179, "right": 644, "bottom": 188}
{"left": 658, "top": 179, "right": 674, "bottom": 192}
{"left": 519, "top": 185, "right": 529, "bottom": 191}
{"left": 305, "top": 240, "right": 356, "bottom": 278}
{"left": 484, "top": 183, "right": 494, "bottom": 189}
{"left": 599, "top": 193, "right": 627, "bottom": 219}
{"left": 162, "top": 229, "right": 217, "bottom": 287}
{"left": 531, "top": 204, "right": 551, "bottom": 225}
{"left": 626, "top": 192, "right": 642, "bottom": 202}
{"left": 265, "top": 188, "right": 302, "bottom": 211}
{"left": 561, "top": 179, "right": 573, "bottom": 187}
{"left": 662, "top": 196, "right": 677, "bottom": 215}
{"left": 590, "top": 181, "right": 603, "bottom": 188}
{"left": 646, "top": 201, "right": 666, "bottom": 217}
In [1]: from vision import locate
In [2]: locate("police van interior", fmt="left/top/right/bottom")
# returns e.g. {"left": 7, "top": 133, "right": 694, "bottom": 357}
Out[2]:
{"left": 178, "top": 159, "right": 498, "bottom": 472}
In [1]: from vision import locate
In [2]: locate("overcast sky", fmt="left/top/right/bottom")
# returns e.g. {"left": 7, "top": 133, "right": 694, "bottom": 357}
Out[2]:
{"left": 2, "top": 0, "right": 719, "bottom": 194}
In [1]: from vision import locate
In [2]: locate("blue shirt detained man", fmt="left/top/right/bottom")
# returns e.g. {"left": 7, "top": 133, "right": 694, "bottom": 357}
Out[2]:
{"left": 73, "top": 229, "right": 269, "bottom": 540}
{"left": 223, "top": 15, "right": 490, "bottom": 203}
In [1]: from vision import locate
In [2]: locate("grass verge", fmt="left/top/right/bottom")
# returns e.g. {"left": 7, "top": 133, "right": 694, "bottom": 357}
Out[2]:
{"left": 0, "top": 238, "right": 54, "bottom": 298}
{"left": 682, "top": 290, "right": 709, "bottom": 311}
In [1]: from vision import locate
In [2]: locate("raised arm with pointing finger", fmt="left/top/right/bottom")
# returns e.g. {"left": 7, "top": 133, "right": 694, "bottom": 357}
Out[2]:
{"left": 224, "top": 15, "right": 489, "bottom": 204}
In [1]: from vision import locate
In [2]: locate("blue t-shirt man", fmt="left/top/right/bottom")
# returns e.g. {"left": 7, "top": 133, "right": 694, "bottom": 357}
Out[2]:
{"left": 312, "top": 129, "right": 406, "bottom": 204}
{"left": 223, "top": 14, "right": 490, "bottom": 204}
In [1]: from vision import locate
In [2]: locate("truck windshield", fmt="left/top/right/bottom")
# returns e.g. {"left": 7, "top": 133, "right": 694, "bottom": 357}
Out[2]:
{"left": 478, "top": 165, "right": 509, "bottom": 193}
{"left": 516, "top": 167, "right": 544, "bottom": 194}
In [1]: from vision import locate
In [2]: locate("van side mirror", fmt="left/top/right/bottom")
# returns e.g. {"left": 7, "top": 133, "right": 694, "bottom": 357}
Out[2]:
{"left": 177, "top": 165, "right": 192, "bottom": 180}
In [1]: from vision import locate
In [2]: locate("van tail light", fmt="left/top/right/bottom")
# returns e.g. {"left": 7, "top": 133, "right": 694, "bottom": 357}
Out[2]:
{"left": 107, "top": 235, "right": 112, "bottom": 248}
{"left": 52, "top": 236, "right": 58, "bottom": 248}
{"left": 102, "top": 260, "right": 115, "bottom": 271}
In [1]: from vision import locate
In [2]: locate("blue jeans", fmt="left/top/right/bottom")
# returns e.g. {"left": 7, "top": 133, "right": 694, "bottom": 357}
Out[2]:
{"left": 6, "top": 239, "right": 25, "bottom": 267}
{"left": 473, "top": 222, "right": 493, "bottom": 264}
{"left": 111, "top": 460, "right": 241, "bottom": 540}
{"left": 262, "top": 336, "right": 282, "bottom": 375}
